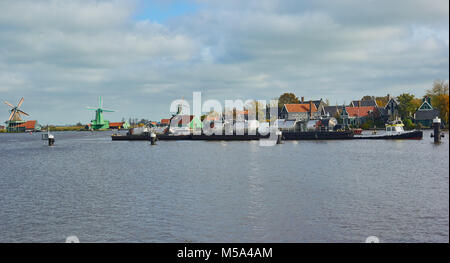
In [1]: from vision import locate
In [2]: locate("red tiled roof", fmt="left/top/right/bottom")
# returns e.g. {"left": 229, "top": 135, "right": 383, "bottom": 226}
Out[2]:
{"left": 17, "top": 120, "right": 37, "bottom": 130}
{"left": 160, "top": 119, "right": 170, "bottom": 125}
{"left": 284, "top": 103, "right": 317, "bottom": 113}
{"left": 345, "top": 106, "right": 376, "bottom": 117}
{"left": 109, "top": 122, "right": 125, "bottom": 127}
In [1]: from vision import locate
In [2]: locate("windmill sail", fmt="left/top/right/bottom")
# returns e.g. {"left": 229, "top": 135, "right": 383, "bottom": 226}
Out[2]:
{"left": 8, "top": 110, "right": 15, "bottom": 121}
{"left": 17, "top": 97, "right": 24, "bottom": 108}
{"left": 4, "top": 101, "right": 14, "bottom": 108}
{"left": 18, "top": 110, "right": 29, "bottom": 116}
{"left": 4, "top": 97, "right": 29, "bottom": 123}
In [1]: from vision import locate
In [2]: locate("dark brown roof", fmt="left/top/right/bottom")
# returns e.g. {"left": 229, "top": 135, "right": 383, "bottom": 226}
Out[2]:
{"left": 415, "top": 110, "right": 440, "bottom": 120}
{"left": 324, "top": 106, "right": 343, "bottom": 116}
{"left": 300, "top": 100, "right": 322, "bottom": 109}
{"left": 350, "top": 100, "right": 378, "bottom": 107}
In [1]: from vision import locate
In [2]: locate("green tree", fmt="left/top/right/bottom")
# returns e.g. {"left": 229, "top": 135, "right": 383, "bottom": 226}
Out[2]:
{"left": 426, "top": 80, "right": 449, "bottom": 124}
{"left": 403, "top": 118, "right": 415, "bottom": 130}
{"left": 278, "top": 93, "right": 300, "bottom": 109}
{"left": 397, "top": 93, "right": 418, "bottom": 119}
{"left": 375, "top": 95, "right": 389, "bottom": 107}
{"left": 362, "top": 95, "right": 374, "bottom": 101}
{"left": 427, "top": 80, "right": 449, "bottom": 97}
{"left": 361, "top": 119, "right": 375, "bottom": 130}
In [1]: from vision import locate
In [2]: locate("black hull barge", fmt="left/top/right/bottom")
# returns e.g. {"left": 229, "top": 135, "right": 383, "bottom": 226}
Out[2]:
{"left": 111, "top": 133, "right": 269, "bottom": 141}
{"left": 111, "top": 130, "right": 422, "bottom": 141}
{"left": 282, "top": 131, "right": 354, "bottom": 140}
{"left": 112, "top": 134, "right": 153, "bottom": 141}
{"left": 111, "top": 131, "right": 354, "bottom": 141}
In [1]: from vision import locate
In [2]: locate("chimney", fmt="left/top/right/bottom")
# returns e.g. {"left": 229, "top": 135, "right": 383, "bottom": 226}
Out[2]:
{"left": 301, "top": 97, "right": 304, "bottom": 103}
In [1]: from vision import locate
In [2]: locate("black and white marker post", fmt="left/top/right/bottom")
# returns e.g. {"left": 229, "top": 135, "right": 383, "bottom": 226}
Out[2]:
{"left": 431, "top": 117, "right": 444, "bottom": 144}
{"left": 150, "top": 132, "right": 157, "bottom": 145}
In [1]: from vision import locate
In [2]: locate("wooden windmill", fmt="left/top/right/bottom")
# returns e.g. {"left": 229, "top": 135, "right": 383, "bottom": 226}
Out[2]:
{"left": 3, "top": 97, "right": 29, "bottom": 132}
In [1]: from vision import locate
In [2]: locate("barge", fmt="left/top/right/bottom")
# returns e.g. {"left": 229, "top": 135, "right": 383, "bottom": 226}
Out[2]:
{"left": 282, "top": 130, "right": 354, "bottom": 140}
{"left": 111, "top": 118, "right": 422, "bottom": 141}
{"left": 111, "top": 130, "right": 353, "bottom": 141}
{"left": 111, "top": 132, "right": 270, "bottom": 141}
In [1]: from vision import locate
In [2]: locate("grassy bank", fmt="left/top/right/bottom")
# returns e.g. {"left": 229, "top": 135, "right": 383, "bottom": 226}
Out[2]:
{"left": 45, "top": 126, "right": 125, "bottom": 132}
{"left": 45, "top": 126, "right": 87, "bottom": 131}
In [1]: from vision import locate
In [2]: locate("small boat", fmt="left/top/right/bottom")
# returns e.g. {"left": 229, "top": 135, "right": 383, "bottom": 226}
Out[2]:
{"left": 354, "top": 119, "right": 423, "bottom": 140}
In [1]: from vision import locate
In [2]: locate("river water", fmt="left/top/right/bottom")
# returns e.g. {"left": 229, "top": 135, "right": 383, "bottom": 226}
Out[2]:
{"left": 0, "top": 130, "right": 448, "bottom": 243}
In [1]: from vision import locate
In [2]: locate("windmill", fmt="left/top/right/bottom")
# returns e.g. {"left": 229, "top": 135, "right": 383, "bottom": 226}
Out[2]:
{"left": 86, "top": 96, "right": 115, "bottom": 130}
{"left": 3, "top": 97, "right": 29, "bottom": 132}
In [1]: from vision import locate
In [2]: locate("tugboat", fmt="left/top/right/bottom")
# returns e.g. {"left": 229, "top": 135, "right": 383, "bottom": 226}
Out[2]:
{"left": 354, "top": 118, "right": 423, "bottom": 140}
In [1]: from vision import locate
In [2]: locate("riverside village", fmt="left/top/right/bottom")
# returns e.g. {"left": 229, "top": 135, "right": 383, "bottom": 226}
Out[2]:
{"left": 2, "top": 80, "right": 448, "bottom": 144}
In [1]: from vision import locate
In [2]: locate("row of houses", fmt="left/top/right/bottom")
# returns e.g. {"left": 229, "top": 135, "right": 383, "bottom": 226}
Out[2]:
{"left": 153, "top": 94, "right": 442, "bottom": 131}
{"left": 280, "top": 95, "right": 441, "bottom": 127}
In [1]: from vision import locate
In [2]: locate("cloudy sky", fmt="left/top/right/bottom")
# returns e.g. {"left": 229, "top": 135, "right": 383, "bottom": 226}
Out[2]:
{"left": 0, "top": 0, "right": 448, "bottom": 124}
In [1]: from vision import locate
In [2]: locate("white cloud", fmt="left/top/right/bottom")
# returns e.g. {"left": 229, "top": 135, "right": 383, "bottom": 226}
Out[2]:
{"left": 0, "top": 72, "right": 27, "bottom": 92}
{"left": 0, "top": 0, "right": 134, "bottom": 30}
{"left": 0, "top": 0, "right": 448, "bottom": 124}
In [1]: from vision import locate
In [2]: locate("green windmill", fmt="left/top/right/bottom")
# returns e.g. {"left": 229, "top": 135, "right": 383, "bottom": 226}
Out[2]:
{"left": 86, "top": 96, "right": 115, "bottom": 130}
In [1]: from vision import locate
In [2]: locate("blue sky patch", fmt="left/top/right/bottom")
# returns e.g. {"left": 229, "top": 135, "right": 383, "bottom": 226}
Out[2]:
{"left": 134, "top": 0, "right": 200, "bottom": 23}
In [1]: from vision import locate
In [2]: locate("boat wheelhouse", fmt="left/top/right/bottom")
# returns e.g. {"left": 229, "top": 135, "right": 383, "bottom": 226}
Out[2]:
{"left": 385, "top": 119, "right": 405, "bottom": 133}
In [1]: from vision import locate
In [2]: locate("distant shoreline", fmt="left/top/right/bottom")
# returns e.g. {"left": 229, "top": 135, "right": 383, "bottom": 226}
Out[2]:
{"left": 1, "top": 128, "right": 448, "bottom": 134}
{"left": 0, "top": 128, "right": 123, "bottom": 133}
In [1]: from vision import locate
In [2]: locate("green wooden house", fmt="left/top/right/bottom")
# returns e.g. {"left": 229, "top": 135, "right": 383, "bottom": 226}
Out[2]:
{"left": 414, "top": 96, "right": 440, "bottom": 127}
{"left": 189, "top": 116, "right": 203, "bottom": 129}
